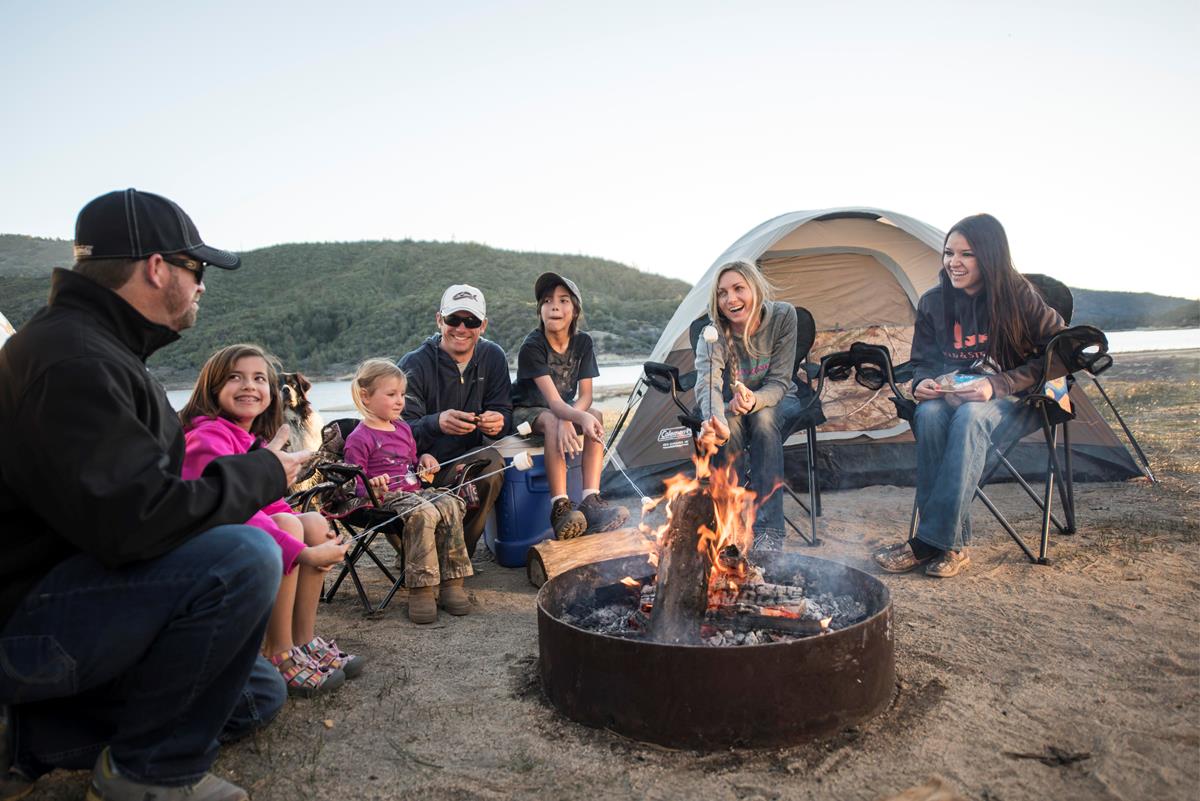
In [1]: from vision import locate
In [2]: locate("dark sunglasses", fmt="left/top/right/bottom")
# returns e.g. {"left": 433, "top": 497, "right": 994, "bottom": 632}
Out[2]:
{"left": 443, "top": 314, "right": 483, "bottom": 329}
{"left": 164, "top": 255, "right": 206, "bottom": 284}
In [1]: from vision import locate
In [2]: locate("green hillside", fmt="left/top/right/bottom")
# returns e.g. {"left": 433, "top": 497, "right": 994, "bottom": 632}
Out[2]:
{"left": 0, "top": 236, "right": 690, "bottom": 383}
{"left": 2, "top": 234, "right": 1195, "bottom": 385}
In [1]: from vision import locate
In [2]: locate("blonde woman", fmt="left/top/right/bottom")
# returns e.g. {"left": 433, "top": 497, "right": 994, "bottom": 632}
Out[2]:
{"left": 696, "top": 260, "right": 801, "bottom": 550}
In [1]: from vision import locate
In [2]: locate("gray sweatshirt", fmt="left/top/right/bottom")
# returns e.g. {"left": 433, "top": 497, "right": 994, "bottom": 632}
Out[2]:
{"left": 695, "top": 300, "right": 797, "bottom": 426}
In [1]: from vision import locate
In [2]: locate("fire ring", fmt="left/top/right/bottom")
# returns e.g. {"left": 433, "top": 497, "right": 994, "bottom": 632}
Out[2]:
{"left": 537, "top": 551, "right": 895, "bottom": 749}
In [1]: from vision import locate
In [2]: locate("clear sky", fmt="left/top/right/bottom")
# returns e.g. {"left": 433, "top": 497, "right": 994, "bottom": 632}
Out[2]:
{"left": 2, "top": 0, "right": 1197, "bottom": 296}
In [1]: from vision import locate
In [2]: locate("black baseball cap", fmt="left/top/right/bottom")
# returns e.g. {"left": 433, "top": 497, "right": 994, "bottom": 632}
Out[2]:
{"left": 534, "top": 272, "right": 582, "bottom": 307}
{"left": 73, "top": 188, "right": 241, "bottom": 270}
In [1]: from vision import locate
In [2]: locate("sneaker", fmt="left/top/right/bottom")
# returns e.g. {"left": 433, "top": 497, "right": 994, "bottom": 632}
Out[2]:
{"left": 86, "top": 747, "right": 246, "bottom": 801}
{"left": 301, "top": 636, "right": 367, "bottom": 680}
{"left": 925, "top": 549, "right": 970, "bottom": 578}
{"left": 550, "top": 498, "right": 586, "bottom": 540}
{"left": 1, "top": 707, "right": 33, "bottom": 801}
{"left": 578, "top": 493, "right": 630, "bottom": 534}
{"left": 268, "top": 647, "right": 346, "bottom": 698}
{"left": 874, "top": 541, "right": 933, "bottom": 574}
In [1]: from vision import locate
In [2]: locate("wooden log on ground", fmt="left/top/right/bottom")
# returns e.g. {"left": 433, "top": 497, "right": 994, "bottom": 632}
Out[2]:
{"left": 646, "top": 487, "right": 715, "bottom": 645}
{"left": 526, "top": 528, "right": 656, "bottom": 588}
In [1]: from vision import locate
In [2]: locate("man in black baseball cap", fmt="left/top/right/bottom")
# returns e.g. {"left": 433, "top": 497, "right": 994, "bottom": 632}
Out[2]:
{"left": 0, "top": 189, "right": 309, "bottom": 801}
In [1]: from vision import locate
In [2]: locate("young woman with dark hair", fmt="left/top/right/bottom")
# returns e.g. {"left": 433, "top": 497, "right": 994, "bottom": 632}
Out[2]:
{"left": 874, "top": 213, "right": 1064, "bottom": 578}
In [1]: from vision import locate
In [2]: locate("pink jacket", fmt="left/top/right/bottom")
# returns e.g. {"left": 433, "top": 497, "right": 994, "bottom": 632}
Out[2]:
{"left": 182, "top": 416, "right": 305, "bottom": 573}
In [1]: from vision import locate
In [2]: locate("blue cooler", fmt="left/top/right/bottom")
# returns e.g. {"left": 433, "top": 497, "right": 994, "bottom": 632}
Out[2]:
{"left": 484, "top": 445, "right": 582, "bottom": 567}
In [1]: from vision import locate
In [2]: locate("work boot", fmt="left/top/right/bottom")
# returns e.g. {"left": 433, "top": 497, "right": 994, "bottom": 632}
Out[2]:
{"left": 408, "top": 585, "right": 437, "bottom": 624}
{"left": 438, "top": 578, "right": 471, "bottom": 616}
{"left": 86, "top": 747, "right": 246, "bottom": 801}
{"left": 550, "top": 497, "right": 586, "bottom": 540}
{"left": 578, "top": 493, "right": 630, "bottom": 533}
{"left": 1, "top": 706, "right": 33, "bottom": 801}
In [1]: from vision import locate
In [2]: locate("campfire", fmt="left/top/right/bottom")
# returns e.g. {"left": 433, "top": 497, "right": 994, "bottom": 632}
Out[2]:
{"left": 562, "top": 435, "right": 864, "bottom": 646}
{"left": 536, "top": 434, "right": 897, "bottom": 748}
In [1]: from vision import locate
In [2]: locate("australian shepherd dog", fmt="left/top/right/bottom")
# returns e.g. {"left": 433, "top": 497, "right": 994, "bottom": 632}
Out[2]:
{"left": 279, "top": 371, "right": 324, "bottom": 454}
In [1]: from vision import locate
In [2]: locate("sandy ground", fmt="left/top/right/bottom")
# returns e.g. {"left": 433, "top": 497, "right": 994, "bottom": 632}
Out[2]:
{"left": 25, "top": 351, "right": 1199, "bottom": 801}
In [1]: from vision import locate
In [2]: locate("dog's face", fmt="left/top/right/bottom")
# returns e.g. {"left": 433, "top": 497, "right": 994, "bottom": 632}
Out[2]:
{"left": 279, "top": 372, "right": 313, "bottom": 412}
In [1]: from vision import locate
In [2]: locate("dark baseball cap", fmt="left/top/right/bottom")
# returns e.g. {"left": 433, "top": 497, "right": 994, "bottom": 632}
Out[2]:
{"left": 534, "top": 272, "right": 582, "bottom": 307}
{"left": 73, "top": 188, "right": 241, "bottom": 270}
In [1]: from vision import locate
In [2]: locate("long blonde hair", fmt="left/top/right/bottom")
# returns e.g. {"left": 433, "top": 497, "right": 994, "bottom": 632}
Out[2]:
{"left": 708, "top": 260, "right": 774, "bottom": 358}
{"left": 351, "top": 359, "right": 407, "bottom": 420}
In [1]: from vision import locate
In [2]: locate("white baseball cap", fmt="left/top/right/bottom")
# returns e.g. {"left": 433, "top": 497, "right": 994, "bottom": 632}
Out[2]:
{"left": 439, "top": 284, "right": 487, "bottom": 320}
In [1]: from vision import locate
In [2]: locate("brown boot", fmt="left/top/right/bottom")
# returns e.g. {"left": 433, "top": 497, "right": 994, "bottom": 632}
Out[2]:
{"left": 408, "top": 585, "right": 437, "bottom": 624}
{"left": 438, "top": 578, "right": 471, "bottom": 616}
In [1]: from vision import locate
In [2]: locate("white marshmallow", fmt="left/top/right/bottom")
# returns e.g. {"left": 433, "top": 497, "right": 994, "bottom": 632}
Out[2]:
{"left": 512, "top": 450, "right": 534, "bottom": 471}
{"left": 516, "top": 420, "right": 533, "bottom": 436}
{"left": 702, "top": 325, "right": 719, "bottom": 344}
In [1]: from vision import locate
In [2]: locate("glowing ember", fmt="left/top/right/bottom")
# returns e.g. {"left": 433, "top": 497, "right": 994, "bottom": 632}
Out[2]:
{"left": 619, "top": 576, "right": 639, "bottom": 587}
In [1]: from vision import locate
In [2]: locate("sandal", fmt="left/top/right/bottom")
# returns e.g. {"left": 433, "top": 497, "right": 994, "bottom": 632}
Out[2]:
{"left": 925, "top": 549, "right": 970, "bottom": 578}
{"left": 873, "top": 541, "right": 932, "bottom": 574}
{"left": 301, "top": 636, "right": 367, "bottom": 680}
{"left": 269, "top": 647, "right": 346, "bottom": 698}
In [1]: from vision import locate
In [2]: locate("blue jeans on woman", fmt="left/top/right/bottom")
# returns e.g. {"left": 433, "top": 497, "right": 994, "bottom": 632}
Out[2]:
{"left": 0, "top": 525, "right": 284, "bottom": 785}
{"left": 715, "top": 392, "right": 805, "bottom": 550}
{"left": 913, "top": 397, "right": 1037, "bottom": 552}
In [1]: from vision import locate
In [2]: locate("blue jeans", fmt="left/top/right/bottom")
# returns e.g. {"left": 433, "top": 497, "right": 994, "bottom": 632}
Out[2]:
{"left": 0, "top": 525, "right": 283, "bottom": 784}
{"left": 715, "top": 393, "right": 805, "bottom": 549}
{"left": 913, "top": 397, "right": 1036, "bottom": 551}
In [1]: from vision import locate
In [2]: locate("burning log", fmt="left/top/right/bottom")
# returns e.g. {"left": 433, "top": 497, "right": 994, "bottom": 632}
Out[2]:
{"left": 646, "top": 487, "right": 715, "bottom": 644}
{"left": 526, "top": 528, "right": 654, "bottom": 588}
{"left": 706, "top": 611, "right": 830, "bottom": 637}
{"left": 640, "top": 580, "right": 809, "bottom": 616}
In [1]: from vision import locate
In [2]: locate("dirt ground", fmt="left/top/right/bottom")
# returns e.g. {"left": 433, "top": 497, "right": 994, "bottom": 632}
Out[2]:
{"left": 27, "top": 351, "right": 1199, "bottom": 801}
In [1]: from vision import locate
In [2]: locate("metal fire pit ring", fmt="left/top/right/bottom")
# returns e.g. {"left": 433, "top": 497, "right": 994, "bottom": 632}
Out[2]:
{"left": 537, "top": 551, "right": 894, "bottom": 749}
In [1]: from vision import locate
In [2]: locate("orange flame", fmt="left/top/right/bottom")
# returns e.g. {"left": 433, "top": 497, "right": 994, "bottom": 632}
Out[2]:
{"left": 619, "top": 576, "right": 639, "bottom": 587}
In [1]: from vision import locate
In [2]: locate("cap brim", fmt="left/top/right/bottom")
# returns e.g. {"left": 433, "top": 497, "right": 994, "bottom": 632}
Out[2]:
{"left": 186, "top": 244, "right": 241, "bottom": 270}
{"left": 441, "top": 305, "right": 486, "bottom": 320}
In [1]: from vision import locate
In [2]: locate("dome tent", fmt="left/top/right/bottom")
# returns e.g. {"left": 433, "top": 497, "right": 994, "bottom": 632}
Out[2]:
{"left": 605, "top": 207, "right": 1142, "bottom": 492}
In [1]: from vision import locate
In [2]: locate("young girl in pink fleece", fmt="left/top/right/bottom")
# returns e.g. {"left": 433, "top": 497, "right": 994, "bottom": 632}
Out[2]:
{"left": 180, "top": 344, "right": 365, "bottom": 697}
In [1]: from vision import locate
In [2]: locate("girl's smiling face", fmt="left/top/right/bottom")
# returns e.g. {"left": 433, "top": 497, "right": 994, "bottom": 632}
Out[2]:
{"left": 362, "top": 375, "right": 406, "bottom": 422}
{"left": 539, "top": 285, "right": 576, "bottom": 336}
{"left": 944, "top": 231, "right": 984, "bottom": 295}
{"left": 217, "top": 356, "right": 272, "bottom": 430}
{"left": 716, "top": 269, "right": 756, "bottom": 332}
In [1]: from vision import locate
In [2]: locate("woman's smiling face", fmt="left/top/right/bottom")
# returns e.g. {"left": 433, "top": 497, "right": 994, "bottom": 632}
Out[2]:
{"left": 716, "top": 268, "right": 756, "bottom": 332}
{"left": 944, "top": 231, "right": 984, "bottom": 295}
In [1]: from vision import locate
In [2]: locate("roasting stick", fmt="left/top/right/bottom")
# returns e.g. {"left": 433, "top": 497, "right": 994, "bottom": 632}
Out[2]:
{"left": 345, "top": 450, "right": 536, "bottom": 543}
{"left": 433, "top": 420, "right": 535, "bottom": 471}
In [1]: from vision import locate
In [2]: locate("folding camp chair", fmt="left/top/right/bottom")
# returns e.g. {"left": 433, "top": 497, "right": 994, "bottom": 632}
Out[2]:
{"left": 642, "top": 305, "right": 827, "bottom": 545}
{"left": 840, "top": 323, "right": 1116, "bottom": 564}
{"left": 290, "top": 418, "right": 489, "bottom": 616}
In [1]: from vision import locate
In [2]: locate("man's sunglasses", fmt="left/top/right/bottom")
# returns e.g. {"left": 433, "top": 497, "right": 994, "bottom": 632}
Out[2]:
{"left": 164, "top": 255, "right": 206, "bottom": 284}
{"left": 443, "top": 314, "right": 483, "bottom": 329}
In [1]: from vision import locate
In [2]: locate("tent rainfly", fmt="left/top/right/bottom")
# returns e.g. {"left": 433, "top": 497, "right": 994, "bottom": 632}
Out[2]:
{"left": 605, "top": 207, "right": 1141, "bottom": 493}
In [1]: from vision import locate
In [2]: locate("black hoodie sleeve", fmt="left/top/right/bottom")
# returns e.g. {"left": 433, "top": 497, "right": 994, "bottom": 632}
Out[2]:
{"left": 399, "top": 348, "right": 442, "bottom": 452}
{"left": 9, "top": 357, "right": 287, "bottom": 568}
{"left": 909, "top": 290, "right": 944, "bottom": 388}
{"left": 480, "top": 342, "right": 513, "bottom": 436}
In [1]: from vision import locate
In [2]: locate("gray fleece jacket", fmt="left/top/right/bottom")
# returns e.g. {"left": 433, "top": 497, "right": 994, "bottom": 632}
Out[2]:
{"left": 695, "top": 300, "right": 797, "bottom": 426}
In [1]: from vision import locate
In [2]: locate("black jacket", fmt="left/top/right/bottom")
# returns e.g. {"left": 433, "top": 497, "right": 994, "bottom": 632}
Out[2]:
{"left": 398, "top": 335, "right": 513, "bottom": 461}
{"left": 909, "top": 273, "right": 1064, "bottom": 399}
{"left": 0, "top": 270, "right": 286, "bottom": 626}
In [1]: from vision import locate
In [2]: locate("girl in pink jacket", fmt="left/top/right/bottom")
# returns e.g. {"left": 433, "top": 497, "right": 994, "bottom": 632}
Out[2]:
{"left": 181, "top": 344, "right": 365, "bottom": 696}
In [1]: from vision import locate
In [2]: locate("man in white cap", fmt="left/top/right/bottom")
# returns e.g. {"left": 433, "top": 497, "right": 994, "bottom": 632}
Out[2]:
{"left": 398, "top": 284, "right": 513, "bottom": 564}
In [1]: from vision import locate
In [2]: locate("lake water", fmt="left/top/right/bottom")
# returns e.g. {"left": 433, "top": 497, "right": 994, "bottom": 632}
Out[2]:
{"left": 166, "top": 327, "right": 1199, "bottom": 414}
